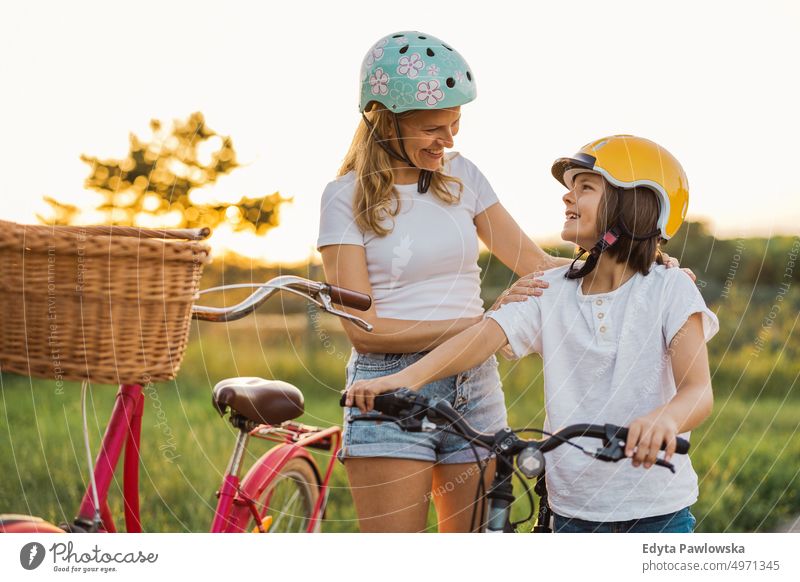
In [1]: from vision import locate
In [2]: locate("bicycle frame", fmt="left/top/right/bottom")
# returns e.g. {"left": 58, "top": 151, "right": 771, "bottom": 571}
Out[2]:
{"left": 71, "top": 383, "right": 341, "bottom": 533}
{"left": 75, "top": 384, "right": 144, "bottom": 533}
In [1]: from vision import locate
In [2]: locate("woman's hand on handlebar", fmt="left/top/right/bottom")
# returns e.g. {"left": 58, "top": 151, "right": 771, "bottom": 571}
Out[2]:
{"left": 625, "top": 411, "right": 680, "bottom": 469}
{"left": 344, "top": 375, "right": 408, "bottom": 413}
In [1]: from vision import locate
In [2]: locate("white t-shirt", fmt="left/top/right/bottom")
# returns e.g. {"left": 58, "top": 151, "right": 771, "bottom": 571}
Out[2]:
{"left": 487, "top": 264, "right": 719, "bottom": 522}
{"left": 316, "top": 153, "right": 499, "bottom": 320}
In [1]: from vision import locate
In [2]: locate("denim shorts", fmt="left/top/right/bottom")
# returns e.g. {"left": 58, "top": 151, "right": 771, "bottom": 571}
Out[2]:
{"left": 553, "top": 506, "right": 697, "bottom": 533}
{"left": 338, "top": 349, "right": 508, "bottom": 464}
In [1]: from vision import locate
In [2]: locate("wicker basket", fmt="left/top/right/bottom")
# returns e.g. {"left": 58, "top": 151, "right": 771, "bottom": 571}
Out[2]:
{"left": 0, "top": 221, "right": 211, "bottom": 386}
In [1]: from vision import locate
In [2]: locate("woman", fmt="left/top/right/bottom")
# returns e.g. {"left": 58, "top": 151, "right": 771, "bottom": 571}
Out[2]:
{"left": 317, "top": 31, "right": 561, "bottom": 532}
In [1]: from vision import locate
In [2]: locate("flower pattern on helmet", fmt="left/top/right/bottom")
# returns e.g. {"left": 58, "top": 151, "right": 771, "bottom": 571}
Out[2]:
{"left": 416, "top": 80, "right": 444, "bottom": 107}
{"left": 393, "top": 35, "right": 408, "bottom": 45}
{"left": 455, "top": 71, "right": 464, "bottom": 83}
{"left": 427, "top": 64, "right": 440, "bottom": 77}
{"left": 365, "top": 38, "right": 387, "bottom": 67}
{"left": 369, "top": 68, "right": 389, "bottom": 96}
{"left": 397, "top": 53, "right": 424, "bottom": 79}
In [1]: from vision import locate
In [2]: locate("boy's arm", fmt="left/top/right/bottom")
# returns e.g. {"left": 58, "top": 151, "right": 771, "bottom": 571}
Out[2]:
{"left": 660, "top": 312, "right": 715, "bottom": 432}
{"left": 395, "top": 318, "right": 509, "bottom": 390}
{"left": 345, "top": 318, "right": 509, "bottom": 411}
{"left": 625, "top": 313, "right": 714, "bottom": 467}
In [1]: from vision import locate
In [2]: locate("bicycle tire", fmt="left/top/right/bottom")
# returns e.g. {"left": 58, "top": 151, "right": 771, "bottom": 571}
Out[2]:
{"left": 0, "top": 514, "right": 66, "bottom": 533}
{"left": 235, "top": 454, "right": 322, "bottom": 533}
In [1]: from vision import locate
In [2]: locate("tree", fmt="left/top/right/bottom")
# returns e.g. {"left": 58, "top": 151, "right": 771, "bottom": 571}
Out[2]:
{"left": 41, "top": 111, "right": 289, "bottom": 234}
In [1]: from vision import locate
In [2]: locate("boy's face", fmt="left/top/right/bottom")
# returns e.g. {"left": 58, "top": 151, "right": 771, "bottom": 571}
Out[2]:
{"left": 561, "top": 172, "right": 604, "bottom": 248}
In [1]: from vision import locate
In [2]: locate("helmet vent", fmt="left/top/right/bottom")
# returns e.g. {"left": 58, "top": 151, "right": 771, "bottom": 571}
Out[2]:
{"left": 442, "top": 44, "right": 453, "bottom": 51}
{"left": 418, "top": 35, "right": 427, "bottom": 39}
{"left": 392, "top": 34, "right": 404, "bottom": 38}
{"left": 446, "top": 77, "right": 455, "bottom": 88}
{"left": 426, "top": 48, "right": 435, "bottom": 57}
{"left": 466, "top": 71, "right": 472, "bottom": 81}
{"left": 399, "top": 45, "right": 409, "bottom": 54}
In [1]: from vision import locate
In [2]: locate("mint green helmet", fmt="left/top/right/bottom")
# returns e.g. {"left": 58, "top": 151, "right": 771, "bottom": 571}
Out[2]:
{"left": 359, "top": 31, "right": 477, "bottom": 113}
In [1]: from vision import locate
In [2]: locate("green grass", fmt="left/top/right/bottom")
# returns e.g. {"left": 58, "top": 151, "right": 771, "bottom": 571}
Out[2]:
{"left": 1, "top": 317, "right": 798, "bottom": 532}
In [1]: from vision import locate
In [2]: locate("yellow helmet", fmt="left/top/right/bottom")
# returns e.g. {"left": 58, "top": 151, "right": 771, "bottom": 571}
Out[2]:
{"left": 551, "top": 135, "right": 689, "bottom": 240}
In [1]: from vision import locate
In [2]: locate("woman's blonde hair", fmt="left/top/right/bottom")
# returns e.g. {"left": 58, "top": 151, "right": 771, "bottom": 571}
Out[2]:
{"left": 337, "top": 106, "right": 463, "bottom": 237}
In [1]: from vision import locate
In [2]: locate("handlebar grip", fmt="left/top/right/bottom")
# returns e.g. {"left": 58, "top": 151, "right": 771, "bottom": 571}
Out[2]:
{"left": 339, "top": 388, "right": 422, "bottom": 418}
{"left": 324, "top": 284, "right": 372, "bottom": 311}
{"left": 339, "top": 389, "right": 393, "bottom": 409}
{"left": 615, "top": 426, "right": 690, "bottom": 454}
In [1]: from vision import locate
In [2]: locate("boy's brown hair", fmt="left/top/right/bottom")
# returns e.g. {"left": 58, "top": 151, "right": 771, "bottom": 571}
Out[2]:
{"left": 596, "top": 179, "right": 664, "bottom": 275}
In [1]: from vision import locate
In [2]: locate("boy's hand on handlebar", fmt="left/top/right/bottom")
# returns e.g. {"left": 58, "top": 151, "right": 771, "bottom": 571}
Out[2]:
{"left": 625, "top": 412, "right": 680, "bottom": 469}
{"left": 488, "top": 272, "right": 549, "bottom": 312}
{"left": 345, "top": 376, "right": 406, "bottom": 413}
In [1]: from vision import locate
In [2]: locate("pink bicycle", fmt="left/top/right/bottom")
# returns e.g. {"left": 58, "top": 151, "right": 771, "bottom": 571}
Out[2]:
{"left": 0, "top": 275, "right": 372, "bottom": 533}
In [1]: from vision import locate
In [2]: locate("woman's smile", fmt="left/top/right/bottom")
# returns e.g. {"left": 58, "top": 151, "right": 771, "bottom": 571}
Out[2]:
{"left": 421, "top": 148, "right": 444, "bottom": 161}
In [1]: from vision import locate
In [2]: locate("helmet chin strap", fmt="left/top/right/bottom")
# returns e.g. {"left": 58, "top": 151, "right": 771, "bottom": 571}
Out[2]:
{"left": 361, "top": 113, "right": 433, "bottom": 194}
{"left": 565, "top": 218, "right": 661, "bottom": 280}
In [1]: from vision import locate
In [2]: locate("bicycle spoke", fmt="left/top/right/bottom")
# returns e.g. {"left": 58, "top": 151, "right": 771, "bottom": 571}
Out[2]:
{"left": 264, "top": 475, "right": 310, "bottom": 532}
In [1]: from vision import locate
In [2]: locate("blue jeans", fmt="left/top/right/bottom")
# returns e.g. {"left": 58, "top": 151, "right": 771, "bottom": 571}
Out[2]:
{"left": 553, "top": 507, "right": 696, "bottom": 533}
{"left": 339, "top": 349, "right": 507, "bottom": 464}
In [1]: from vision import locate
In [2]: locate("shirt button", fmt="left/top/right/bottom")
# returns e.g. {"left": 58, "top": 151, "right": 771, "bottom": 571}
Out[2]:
{"left": 597, "top": 312, "right": 605, "bottom": 319}
{"left": 596, "top": 299, "right": 603, "bottom": 306}
{"left": 600, "top": 326, "right": 607, "bottom": 333}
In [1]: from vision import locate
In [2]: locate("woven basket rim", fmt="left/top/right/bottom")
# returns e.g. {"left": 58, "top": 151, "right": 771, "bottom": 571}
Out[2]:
{"left": 0, "top": 220, "right": 212, "bottom": 262}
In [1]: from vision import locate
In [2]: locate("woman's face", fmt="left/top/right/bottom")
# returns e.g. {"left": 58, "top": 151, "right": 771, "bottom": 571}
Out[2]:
{"left": 394, "top": 107, "right": 461, "bottom": 171}
{"left": 561, "top": 172, "right": 604, "bottom": 248}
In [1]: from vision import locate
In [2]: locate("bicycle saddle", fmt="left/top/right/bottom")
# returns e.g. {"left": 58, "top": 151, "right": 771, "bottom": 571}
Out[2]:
{"left": 212, "top": 377, "right": 304, "bottom": 425}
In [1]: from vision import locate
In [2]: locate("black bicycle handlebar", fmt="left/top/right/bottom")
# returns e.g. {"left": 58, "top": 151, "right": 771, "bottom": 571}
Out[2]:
{"left": 340, "top": 388, "right": 690, "bottom": 456}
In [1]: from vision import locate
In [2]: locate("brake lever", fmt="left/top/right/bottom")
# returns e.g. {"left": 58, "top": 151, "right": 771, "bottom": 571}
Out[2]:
{"left": 588, "top": 439, "right": 676, "bottom": 474}
{"left": 654, "top": 458, "right": 676, "bottom": 473}
{"left": 318, "top": 292, "right": 373, "bottom": 331}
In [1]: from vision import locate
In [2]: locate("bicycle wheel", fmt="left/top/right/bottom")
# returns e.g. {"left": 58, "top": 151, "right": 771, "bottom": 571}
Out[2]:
{"left": 248, "top": 457, "right": 321, "bottom": 533}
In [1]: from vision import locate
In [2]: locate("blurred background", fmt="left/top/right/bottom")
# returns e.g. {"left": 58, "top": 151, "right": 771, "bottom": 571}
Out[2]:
{"left": 0, "top": 0, "right": 798, "bottom": 532}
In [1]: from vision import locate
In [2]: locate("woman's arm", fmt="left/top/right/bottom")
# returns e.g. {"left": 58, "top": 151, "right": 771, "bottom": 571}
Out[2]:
{"left": 345, "top": 318, "right": 508, "bottom": 411}
{"left": 320, "top": 244, "right": 482, "bottom": 354}
{"left": 625, "top": 313, "right": 714, "bottom": 468}
{"left": 475, "top": 203, "right": 694, "bottom": 311}
{"left": 474, "top": 203, "right": 571, "bottom": 276}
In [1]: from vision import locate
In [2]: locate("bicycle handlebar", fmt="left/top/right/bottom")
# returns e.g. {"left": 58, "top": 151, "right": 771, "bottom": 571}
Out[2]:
{"left": 191, "top": 275, "right": 373, "bottom": 330}
{"left": 340, "top": 388, "right": 690, "bottom": 456}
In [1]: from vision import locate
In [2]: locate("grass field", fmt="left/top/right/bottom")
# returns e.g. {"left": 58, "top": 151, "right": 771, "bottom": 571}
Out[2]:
{"left": 1, "top": 312, "right": 798, "bottom": 532}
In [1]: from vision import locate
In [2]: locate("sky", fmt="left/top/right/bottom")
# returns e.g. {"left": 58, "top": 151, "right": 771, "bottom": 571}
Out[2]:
{"left": 1, "top": 0, "right": 798, "bottom": 264}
